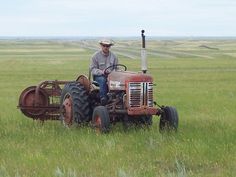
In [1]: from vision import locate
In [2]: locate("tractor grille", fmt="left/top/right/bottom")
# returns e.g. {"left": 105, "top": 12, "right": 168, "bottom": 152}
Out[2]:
{"left": 128, "top": 82, "right": 153, "bottom": 108}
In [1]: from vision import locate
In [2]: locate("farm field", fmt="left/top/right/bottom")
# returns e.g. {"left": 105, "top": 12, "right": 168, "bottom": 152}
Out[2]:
{"left": 0, "top": 38, "right": 236, "bottom": 177}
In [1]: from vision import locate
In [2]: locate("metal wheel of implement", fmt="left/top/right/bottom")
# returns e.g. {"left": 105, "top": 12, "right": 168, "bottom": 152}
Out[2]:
{"left": 60, "top": 82, "right": 91, "bottom": 126}
{"left": 92, "top": 106, "right": 110, "bottom": 133}
{"left": 18, "top": 86, "right": 49, "bottom": 119}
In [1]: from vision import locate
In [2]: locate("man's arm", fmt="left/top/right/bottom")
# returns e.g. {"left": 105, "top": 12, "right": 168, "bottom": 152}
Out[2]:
{"left": 90, "top": 55, "right": 104, "bottom": 76}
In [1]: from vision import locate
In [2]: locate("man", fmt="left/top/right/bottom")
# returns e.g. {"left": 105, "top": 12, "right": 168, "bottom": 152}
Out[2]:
{"left": 90, "top": 39, "right": 118, "bottom": 105}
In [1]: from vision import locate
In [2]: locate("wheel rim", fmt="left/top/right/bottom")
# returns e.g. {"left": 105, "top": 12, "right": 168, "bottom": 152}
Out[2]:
{"left": 62, "top": 95, "right": 73, "bottom": 126}
{"left": 95, "top": 116, "right": 102, "bottom": 133}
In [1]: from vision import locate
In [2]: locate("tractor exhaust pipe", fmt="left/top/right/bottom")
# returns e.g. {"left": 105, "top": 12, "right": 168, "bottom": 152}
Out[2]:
{"left": 141, "top": 30, "right": 147, "bottom": 74}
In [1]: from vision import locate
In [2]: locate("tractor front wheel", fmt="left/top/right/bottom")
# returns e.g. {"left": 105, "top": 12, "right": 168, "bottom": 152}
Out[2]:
{"left": 92, "top": 106, "right": 110, "bottom": 133}
{"left": 159, "top": 106, "right": 178, "bottom": 132}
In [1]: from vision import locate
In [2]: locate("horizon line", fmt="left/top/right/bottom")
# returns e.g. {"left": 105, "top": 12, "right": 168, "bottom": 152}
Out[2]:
{"left": 0, "top": 35, "right": 236, "bottom": 40}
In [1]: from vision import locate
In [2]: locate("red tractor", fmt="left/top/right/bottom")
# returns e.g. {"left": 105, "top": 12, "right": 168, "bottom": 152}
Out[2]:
{"left": 18, "top": 30, "right": 178, "bottom": 133}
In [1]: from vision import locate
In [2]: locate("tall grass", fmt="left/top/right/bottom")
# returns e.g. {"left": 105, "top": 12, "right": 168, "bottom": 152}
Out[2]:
{"left": 0, "top": 39, "right": 235, "bottom": 176}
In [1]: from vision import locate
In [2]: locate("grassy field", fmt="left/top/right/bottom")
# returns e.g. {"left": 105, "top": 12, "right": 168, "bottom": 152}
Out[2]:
{"left": 0, "top": 38, "right": 236, "bottom": 177}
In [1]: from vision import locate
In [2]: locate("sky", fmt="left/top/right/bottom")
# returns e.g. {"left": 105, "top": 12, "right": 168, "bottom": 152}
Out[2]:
{"left": 0, "top": 0, "right": 236, "bottom": 37}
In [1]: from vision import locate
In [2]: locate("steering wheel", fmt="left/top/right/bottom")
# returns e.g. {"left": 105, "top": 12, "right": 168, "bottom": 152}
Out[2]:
{"left": 104, "top": 64, "right": 127, "bottom": 75}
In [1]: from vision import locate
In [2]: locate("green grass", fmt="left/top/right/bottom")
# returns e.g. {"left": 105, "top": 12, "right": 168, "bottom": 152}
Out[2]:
{"left": 0, "top": 39, "right": 236, "bottom": 177}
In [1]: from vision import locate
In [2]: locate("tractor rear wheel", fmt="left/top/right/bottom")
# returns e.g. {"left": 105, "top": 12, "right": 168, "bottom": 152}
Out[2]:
{"left": 92, "top": 106, "right": 110, "bottom": 133}
{"left": 159, "top": 106, "right": 178, "bottom": 132}
{"left": 60, "top": 82, "right": 91, "bottom": 126}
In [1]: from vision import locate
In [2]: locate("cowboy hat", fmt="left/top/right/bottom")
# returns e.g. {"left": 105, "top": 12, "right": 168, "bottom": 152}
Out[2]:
{"left": 99, "top": 39, "right": 114, "bottom": 46}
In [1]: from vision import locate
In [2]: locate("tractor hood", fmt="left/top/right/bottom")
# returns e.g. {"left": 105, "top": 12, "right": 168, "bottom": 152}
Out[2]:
{"left": 107, "top": 70, "right": 153, "bottom": 91}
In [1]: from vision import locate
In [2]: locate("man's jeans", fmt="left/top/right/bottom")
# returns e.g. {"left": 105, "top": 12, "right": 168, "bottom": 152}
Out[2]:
{"left": 93, "top": 75, "right": 108, "bottom": 99}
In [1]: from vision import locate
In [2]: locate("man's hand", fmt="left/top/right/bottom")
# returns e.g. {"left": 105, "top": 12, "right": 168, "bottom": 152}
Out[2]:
{"left": 103, "top": 68, "right": 112, "bottom": 75}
